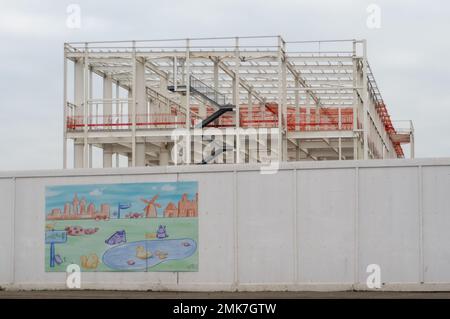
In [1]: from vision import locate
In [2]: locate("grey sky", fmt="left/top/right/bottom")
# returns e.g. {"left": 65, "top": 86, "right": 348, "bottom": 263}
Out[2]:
{"left": 0, "top": 0, "right": 449, "bottom": 170}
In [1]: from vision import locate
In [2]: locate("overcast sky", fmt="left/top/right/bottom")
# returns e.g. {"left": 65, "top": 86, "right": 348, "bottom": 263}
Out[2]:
{"left": 0, "top": 0, "right": 449, "bottom": 170}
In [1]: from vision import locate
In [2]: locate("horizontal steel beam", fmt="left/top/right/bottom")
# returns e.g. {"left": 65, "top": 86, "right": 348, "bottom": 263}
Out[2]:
{"left": 287, "top": 130, "right": 354, "bottom": 139}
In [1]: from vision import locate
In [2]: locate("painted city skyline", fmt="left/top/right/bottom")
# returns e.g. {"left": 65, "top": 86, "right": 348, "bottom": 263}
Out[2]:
{"left": 46, "top": 181, "right": 198, "bottom": 219}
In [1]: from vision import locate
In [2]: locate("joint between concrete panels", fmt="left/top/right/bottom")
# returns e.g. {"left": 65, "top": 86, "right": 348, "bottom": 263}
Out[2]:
{"left": 293, "top": 169, "right": 299, "bottom": 283}
{"left": 11, "top": 177, "right": 16, "bottom": 286}
{"left": 418, "top": 165, "right": 424, "bottom": 283}
{"left": 354, "top": 167, "right": 359, "bottom": 286}
{"left": 233, "top": 170, "right": 239, "bottom": 288}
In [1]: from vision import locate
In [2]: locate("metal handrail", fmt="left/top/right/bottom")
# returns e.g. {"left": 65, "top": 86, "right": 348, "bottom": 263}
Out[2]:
{"left": 189, "top": 75, "right": 228, "bottom": 107}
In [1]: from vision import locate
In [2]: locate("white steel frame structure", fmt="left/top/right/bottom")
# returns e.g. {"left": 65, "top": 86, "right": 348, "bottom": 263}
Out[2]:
{"left": 63, "top": 36, "right": 414, "bottom": 168}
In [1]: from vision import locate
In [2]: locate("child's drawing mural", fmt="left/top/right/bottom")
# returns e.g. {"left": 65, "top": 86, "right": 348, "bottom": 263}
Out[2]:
{"left": 45, "top": 182, "right": 198, "bottom": 272}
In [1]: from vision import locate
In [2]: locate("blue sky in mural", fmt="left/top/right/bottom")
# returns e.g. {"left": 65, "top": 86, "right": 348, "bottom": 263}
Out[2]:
{"left": 46, "top": 181, "right": 198, "bottom": 218}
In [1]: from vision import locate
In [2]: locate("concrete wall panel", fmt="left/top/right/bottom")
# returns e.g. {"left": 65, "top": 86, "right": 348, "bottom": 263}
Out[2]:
{"left": 358, "top": 167, "right": 420, "bottom": 284}
{"left": 237, "top": 171, "right": 295, "bottom": 285}
{"left": 423, "top": 166, "right": 450, "bottom": 283}
{"left": 297, "top": 168, "right": 356, "bottom": 283}
{"left": 0, "top": 178, "right": 14, "bottom": 286}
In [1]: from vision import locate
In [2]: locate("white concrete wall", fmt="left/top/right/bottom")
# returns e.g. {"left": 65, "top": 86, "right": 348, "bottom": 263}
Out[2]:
{"left": 1, "top": 159, "right": 450, "bottom": 291}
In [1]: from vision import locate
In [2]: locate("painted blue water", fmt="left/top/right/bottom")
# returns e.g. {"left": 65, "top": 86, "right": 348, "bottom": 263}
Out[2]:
{"left": 102, "top": 238, "right": 197, "bottom": 271}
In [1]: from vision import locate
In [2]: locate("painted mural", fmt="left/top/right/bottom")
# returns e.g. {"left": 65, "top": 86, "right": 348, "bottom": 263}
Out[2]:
{"left": 45, "top": 181, "right": 198, "bottom": 272}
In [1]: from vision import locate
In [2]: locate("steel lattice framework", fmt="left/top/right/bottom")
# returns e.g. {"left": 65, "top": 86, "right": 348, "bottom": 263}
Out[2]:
{"left": 63, "top": 36, "right": 414, "bottom": 168}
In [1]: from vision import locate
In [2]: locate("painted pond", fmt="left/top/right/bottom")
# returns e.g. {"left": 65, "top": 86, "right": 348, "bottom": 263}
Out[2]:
{"left": 102, "top": 238, "right": 197, "bottom": 271}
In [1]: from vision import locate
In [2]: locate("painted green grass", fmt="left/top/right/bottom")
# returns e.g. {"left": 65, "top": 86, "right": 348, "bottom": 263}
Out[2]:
{"left": 45, "top": 217, "right": 198, "bottom": 272}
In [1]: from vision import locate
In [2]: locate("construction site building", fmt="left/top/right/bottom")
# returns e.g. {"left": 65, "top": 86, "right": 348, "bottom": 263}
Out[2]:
{"left": 63, "top": 36, "right": 414, "bottom": 168}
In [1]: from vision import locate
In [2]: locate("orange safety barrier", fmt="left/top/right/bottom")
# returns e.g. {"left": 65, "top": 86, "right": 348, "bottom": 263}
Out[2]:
{"left": 66, "top": 102, "right": 404, "bottom": 157}
{"left": 376, "top": 102, "right": 404, "bottom": 157}
{"left": 66, "top": 106, "right": 355, "bottom": 132}
{"left": 286, "top": 107, "right": 354, "bottom": 131}
{"left": 66, "top": 113, "right": 187, "bottom": 130}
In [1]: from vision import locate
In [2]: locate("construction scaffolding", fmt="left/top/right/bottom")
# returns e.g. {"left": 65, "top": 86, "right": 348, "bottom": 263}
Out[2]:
{"left": 63, "top": 36, "right": 414, "bottom": 168}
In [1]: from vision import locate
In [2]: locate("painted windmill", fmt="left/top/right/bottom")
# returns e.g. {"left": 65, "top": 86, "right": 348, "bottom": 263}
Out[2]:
{"left": 141, "top": 194, "right": 160, "bottom": 218}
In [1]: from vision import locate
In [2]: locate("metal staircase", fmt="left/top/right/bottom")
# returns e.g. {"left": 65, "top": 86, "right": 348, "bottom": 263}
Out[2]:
{"left": 168, "top": 76, "right": 236, "bottom": 164}
{"left": 198, "top": 138, "right": 234, "bottom": 165}
{"left": 146, "top": 86, "right": 182, "bottom": 111}
{"left": 167, "top": 75, "right": 235, "bottom": 128}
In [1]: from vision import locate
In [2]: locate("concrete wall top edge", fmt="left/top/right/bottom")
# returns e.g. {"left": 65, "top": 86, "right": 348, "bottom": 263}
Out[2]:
{"left": 1, "top": 157, "right": 450, "bottom": 179}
